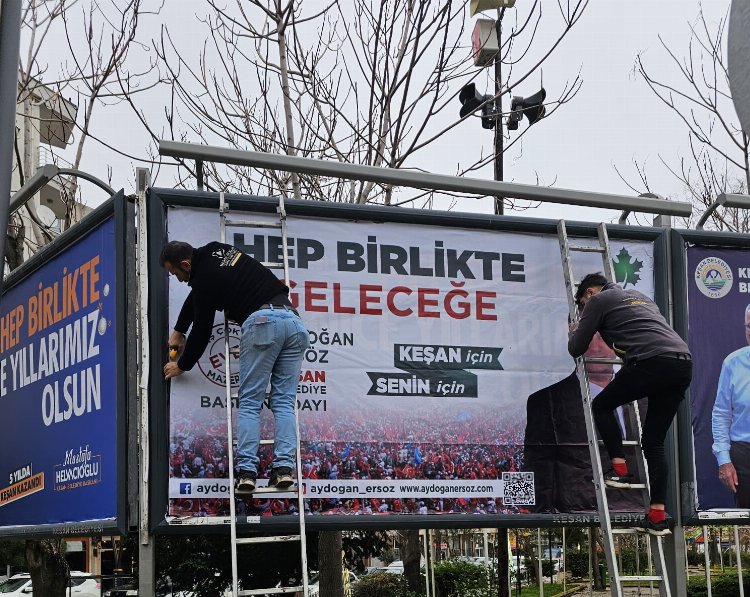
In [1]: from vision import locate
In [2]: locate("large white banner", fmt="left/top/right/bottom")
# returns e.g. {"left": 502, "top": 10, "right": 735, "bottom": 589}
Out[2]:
{"left": 164, "top": 206, "right": 654, "bottom": 520}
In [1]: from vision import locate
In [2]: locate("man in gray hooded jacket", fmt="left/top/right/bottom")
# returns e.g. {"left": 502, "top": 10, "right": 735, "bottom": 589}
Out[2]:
{"left": 568, "top": 273, "right": 692, "bottom": 535}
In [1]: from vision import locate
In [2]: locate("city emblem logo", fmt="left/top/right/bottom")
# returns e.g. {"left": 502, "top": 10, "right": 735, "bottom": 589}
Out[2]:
{"left": 695, "top": 257, "right": 733, "bottom": 299}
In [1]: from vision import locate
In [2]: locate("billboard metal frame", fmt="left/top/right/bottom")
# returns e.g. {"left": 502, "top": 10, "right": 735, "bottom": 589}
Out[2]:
{"left": 0, "top": 191, "right": 130, "bottom": 538}
{"left": 671, "top": 227, "right": 750, "bottom": 526}
{"left": 158, "top": 140, "right": 693, "bottom": 218}
{"left": 147, "top": 187, "right": 674, "bottom": 533}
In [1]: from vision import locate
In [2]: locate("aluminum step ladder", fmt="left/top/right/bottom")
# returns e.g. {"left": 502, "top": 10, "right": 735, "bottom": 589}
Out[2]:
{"left": 557, "top": 220, "right": 671, "bottom": 597}
{"left": 219, "top": 192, "right": 309, "bottom": 597}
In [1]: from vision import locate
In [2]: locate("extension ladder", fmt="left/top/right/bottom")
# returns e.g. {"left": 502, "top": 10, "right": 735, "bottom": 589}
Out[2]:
{"left": 558, "top": 220, "right": 670, "bottom": 597}
{"left": 219, "top": 192, "right": 309, "bottom": 596}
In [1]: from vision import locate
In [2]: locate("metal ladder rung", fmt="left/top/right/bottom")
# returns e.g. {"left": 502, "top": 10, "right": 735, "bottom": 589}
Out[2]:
{"left": 619, "top": 575, "right": 663, "bottom": 583}
{"left": 606, "top": 483, "right": 647, "bottom": 490}
{"left": 598, "top": 439, "right": 639, "bottom": 446}
{"left": 261, "top": 261, "right": 285, "bottom": 269}
{"left": 568, "top": 244, "right": 606, "bottom": 253}
{"left": 611, "top": 528, "right": 641, "bottom": 535}
{"left": 237, "top": 535, "right": 300, "bottom": 545}
{"left": 259, "top": 439, "right": 274, "bottom": 445}
{"left": 224, "top": 219, "right": 282, "bottom": 229}
{"left": 583, "top": 357, "right": 622, "bottom": 365}
{"left": 236, "top": 486, "right": 298, "bottom": 496}
{"left": 240, "top": 587, "right": 303, "bottom": 596}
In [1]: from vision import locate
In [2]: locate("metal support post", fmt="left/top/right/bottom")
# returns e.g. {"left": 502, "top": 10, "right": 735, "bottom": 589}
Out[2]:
{"left": 515, "top": 529, "right": 522, "bottom": 596}
{"left": 135, "top": 168, "right": 155, "bottom": 595}
{"left": 429, "top": 529, "right": 437, "bottom": 597}
{"left": 493, "top": 7, "right": 505, "bottom": 215}
{"left": 562, "top": 527, "right": 566, "bottom": 593}
{"left": 537, "top": 528, "right": 543, "bottom": 597}
{"left": 196, "top": 159, "right": 204, "bottom": 191}
{"left": 657, "top": 211, "right": 688, "bottom": 597}
{"left": 0, "top": 0, "right": 22, "bottom": 279}
{"left": 422, "top": 530, "right": 431, "bottom": 597}
{"left": 703, "top": 526, "right": 712, "bottom": 597}
{"left": 736, "top": 525, "right": 745, "bottom": 597}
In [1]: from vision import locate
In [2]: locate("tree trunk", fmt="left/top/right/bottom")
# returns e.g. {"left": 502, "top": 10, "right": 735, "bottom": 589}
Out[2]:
{"left": 709, "top": 530, "right": 721, "bottom": 564}
{"left": 5, "top": 217, "right": 25, "bottom": 271}
{"left": 590, "top": 527, "right": 603, "bottom": 590}
{"left": 318, "top": 531, "right": 344, "bottom": 597}
{"left": 401, "top": 529, "right": 422, "bottom": 593}
{"left": 25, "top": 539, "right": 69, "bottom": 597}
{"left": 526, "top": 534, "right": 539, "bottom": 586}
{"left": 275, "top": 15, "right": 301, "bottom": 200}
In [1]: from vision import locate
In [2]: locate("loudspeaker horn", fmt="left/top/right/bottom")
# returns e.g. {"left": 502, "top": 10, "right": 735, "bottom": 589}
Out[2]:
{"left": 510, "top": 88, "right": 546, "bottom": 126}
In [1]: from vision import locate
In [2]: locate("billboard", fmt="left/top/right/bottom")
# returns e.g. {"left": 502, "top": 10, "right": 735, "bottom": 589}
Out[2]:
{"left": 686, "top": 243, "right": 750, "bottom": 515}
{"left": 148, "top": 191, "right": 663, "bottom": 529}
{"left": 0, "top": 197, "right": 127, "bottom": 536}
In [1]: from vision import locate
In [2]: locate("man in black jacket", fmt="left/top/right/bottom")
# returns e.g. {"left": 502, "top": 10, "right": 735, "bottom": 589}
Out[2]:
{"left": 161, "top": 240, "right": 309, "bottom": 493}
{"left": 568, "top": 272, "right": 692, "bottom": 535}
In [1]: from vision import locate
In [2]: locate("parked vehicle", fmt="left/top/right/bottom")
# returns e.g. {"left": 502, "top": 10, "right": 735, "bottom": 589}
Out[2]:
{"left": 308, "top": 570, "right": 357, "bottom": 597}
{"left": 471, "top": 556, "right": 498, "bottom": 567}
{"left": 380, "top": 560, "right": 404, "bottom": 574}
{"left": 103, "top": 583, "right": 194, "bottom": 596}
{"left": 0, "top": 572, "right": 100, "bottom": 596}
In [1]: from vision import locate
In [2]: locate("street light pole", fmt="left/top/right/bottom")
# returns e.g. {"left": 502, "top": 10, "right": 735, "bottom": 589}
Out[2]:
{"left": 492, "top": 14, "right": 510, "bottom": 596}
{"left": 0, "top": 0, "right": 23, "bottom": 278}
{"left": 493, "top": 8, "right": 506, "bottom": 214}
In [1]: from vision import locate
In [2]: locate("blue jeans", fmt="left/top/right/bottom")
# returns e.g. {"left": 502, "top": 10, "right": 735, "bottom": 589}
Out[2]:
{"left": 236, "top": 306, "right": 308, "bottom": 474}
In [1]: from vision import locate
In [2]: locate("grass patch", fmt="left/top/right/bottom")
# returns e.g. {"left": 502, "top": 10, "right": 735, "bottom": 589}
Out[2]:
{"left": 513, "top": 584, "right": 567, "bottom": 597}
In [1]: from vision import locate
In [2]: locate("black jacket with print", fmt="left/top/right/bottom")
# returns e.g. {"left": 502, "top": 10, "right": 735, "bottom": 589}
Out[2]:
{"left": 174, "top": 241, "right": 288, "bottom": 371}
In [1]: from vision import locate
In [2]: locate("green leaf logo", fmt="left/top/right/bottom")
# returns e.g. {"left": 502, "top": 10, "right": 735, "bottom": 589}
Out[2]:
{"left": 612, "top": 248, "right": 643, "bottom": 287}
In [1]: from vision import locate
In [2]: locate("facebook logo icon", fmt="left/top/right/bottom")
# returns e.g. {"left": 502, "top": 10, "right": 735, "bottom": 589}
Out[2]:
{"left": 179, "top": 483, "right": 192, "bottom": 495}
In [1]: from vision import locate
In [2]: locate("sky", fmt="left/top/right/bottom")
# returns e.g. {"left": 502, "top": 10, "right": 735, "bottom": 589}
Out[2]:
{"left": 29, "top": 0, "right": 736, "bottom": 226}
{"left": 501, "top": 0, "right": 733, "bottom": 223}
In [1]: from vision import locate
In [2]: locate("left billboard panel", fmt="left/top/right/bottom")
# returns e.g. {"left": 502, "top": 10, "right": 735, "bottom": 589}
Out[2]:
{"left": 0, "top": 209, "right": 123, "bottom": 535}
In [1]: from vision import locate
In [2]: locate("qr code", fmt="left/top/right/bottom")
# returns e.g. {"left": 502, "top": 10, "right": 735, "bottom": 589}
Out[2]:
{"left": 502, "top": 472, "right": 535, "bottom": 505}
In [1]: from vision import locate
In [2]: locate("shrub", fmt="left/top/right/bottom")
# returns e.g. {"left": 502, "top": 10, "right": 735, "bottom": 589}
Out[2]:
{"left": 433, "top": 560, "right": 497, "bottom": 597}
{"left": 541, "top": 559, "right": 557, "bottom": 578}
{"left": 686, "top": 550, "right": 704, "bottom": 566}
{"left": 687, "top": 571, "right": 750, "bottom": 597}
{"left": 351, "top": 572, "right": 421, "bottom": 597}
{"left": 524, "top": 559, "right": 558, "bottom": 578}
{"left": 619, "top": 549, "right": 649, "bottom": 575}
{"left": 565, "top": 551, "right": 589, "bottom": 578}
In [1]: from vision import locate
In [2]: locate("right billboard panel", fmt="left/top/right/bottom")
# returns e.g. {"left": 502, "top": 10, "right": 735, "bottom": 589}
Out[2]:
{"left": 688, "top": 245, "right": 750, "bottom": 511}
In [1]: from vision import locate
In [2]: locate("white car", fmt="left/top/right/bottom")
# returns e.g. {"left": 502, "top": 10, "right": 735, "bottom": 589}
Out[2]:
{"left": 308, "top": 570, "right": 358, "bottom": 597}
{"left": 380, "top": 561, "right": 404, "bottom": 575}
{"left": 0, "top": 572, "right": 100, "bottom": 596}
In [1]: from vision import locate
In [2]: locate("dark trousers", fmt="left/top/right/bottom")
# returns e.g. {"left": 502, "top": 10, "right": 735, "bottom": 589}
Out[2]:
{"left": 591, "top": 355, "right": 692, "bottom": 504}
{"left": 730, "top": 441, "right": 750, "bottom": 508}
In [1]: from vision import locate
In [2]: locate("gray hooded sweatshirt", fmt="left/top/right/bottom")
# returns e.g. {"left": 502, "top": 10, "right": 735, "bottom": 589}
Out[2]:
{"left": 568, "top": 282, "right": 689, "bottom": 364}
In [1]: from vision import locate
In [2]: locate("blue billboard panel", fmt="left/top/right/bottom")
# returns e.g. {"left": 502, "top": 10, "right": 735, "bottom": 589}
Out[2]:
{"left": 0, "top": 217, "right": 118, "bottom": 529}
{"left": 687, "top": 245, "right": 750, "bottom": 511}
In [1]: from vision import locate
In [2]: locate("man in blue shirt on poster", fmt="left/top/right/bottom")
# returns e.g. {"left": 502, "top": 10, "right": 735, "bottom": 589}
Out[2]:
{"left": 713, "top": 304, "right": 750, "bottom": 508}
